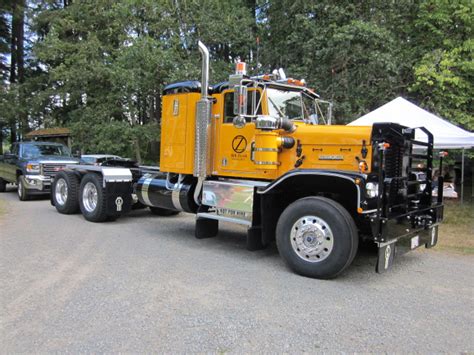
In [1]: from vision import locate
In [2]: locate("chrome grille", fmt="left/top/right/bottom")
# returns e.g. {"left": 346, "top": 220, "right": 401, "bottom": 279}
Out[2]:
{"left": 41, "top": 163, "right": 67, "bottom": 178}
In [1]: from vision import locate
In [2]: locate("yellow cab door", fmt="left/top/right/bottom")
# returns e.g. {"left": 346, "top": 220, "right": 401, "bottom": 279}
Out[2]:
{"left": 212, "top": 88, "right": 266, "bottom": 179}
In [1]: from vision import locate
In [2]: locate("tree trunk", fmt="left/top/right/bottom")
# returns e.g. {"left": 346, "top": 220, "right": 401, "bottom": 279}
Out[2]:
{"left": 9, "top": 0, "right": 26, "bottom": 142}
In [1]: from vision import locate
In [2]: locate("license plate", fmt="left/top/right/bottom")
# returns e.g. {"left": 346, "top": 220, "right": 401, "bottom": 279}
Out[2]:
{"left": 411, "top": 236, "right": 420, "bottom": 249}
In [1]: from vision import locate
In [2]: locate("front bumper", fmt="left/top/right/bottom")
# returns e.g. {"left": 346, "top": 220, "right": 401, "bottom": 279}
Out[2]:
{"left": 367, "top": 204, "right": 444, "bottom": 273}
{"left": 22, "top": 174, "right": 51, "bottom": 192}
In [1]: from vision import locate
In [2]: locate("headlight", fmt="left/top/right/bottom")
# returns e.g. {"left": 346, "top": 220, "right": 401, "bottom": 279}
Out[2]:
{"left": 365, "top": 182, "right": 379, "bottom": 198}
{"left": 26, "top": 163, "right": 40, "bottom": 173}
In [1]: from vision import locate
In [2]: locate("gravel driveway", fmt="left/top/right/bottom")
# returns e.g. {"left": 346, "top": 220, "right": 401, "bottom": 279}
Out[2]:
{"left": 1, "top": 188, "right": 473, "bottom": 353}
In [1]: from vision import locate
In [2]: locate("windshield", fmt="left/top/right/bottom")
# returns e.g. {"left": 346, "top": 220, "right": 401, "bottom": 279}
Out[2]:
{"left": 267, "top": 88, "right": 319, "bottom": 122}
{"left": 22, "top": 144, "right": 71, "bottom": 159}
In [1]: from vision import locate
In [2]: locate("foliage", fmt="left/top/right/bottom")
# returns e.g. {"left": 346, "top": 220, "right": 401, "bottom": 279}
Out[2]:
{"left": 410, "top": 0, "right": 474, "bottom": 131}
{"left": 0, "top": 0, "right": 472, "bottom": 161}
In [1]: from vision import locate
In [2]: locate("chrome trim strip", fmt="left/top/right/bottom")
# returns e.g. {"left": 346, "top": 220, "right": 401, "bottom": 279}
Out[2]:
{"left": 255, "top": 161, "right": 280, "bottom": 165}
{"left": 197, "top": 212, "right": 252, "bottom": 226}
{"left": 254, "top": 147, "right": 279, "bottom": 152}
{"left": 171, "top": 188, "right": 182, "bottom": 211}
{"left": 362, "top": 209, "right": 378, "bottom": 214}
{"left": 141, "top": 178, "right": 153, "bottom": 206}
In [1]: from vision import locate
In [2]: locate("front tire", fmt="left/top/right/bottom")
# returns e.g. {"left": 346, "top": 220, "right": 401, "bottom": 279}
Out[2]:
{"left": 276, "top": 196, "right": 358, "bottom": 279}
{"left": 79, "top": 173, "right": 108, "bottom": 222}
{"left": 17, "top": 176, "right": 30, "bottom": 201}
{"left": 52, "top": 171, "right": 80, "bottom": 214}
{"left": 0, "top": 178, "right": 6, "bottom": 192}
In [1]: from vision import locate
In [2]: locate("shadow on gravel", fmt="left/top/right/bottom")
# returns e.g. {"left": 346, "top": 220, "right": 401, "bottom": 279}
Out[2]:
{"left": 41, "top": 198, "right": 426, "bottom": 281}
{"left": 2, "top": 186, "right": 49, "bottom": 201}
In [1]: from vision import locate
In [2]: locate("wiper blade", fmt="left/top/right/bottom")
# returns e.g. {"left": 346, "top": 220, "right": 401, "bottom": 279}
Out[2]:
{"left": 268, "top": 97, "right": 285, "bottom": 118}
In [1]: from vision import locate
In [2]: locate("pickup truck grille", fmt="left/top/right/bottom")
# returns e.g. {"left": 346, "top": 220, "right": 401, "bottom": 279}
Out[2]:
{"left": 41, "top": 163, "right": 67, "bottom": 178}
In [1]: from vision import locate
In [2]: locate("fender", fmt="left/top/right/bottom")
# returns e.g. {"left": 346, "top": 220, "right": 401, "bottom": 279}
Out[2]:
{"left": 255, "top": 169, "right": 368, "bottom": 246}
{"left": 257, "top": 169, "right": 365, "bottom": 211}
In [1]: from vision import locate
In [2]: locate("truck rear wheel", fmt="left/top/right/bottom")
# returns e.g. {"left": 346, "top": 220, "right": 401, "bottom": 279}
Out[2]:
{"left": 149, "top": 206, "right": 180, "bottom": 216}
{"left": 0, "top": 178, "right": 6, "bottom": 192}
{"left": 79, "top": 173, "right": 108, "bottom": 222}
{"left": 52, "top": 171, "right": 80, "bottom": 214}
{"left": 276, "top": 196, "right": 358, "bottom": 279}
{"left": 17, "top": 176, "right": 30, "bottom": 201}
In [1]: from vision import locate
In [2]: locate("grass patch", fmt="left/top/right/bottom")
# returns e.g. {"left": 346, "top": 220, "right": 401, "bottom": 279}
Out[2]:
{"left": 437, "top": 200, "right": 474, "bottom": 254}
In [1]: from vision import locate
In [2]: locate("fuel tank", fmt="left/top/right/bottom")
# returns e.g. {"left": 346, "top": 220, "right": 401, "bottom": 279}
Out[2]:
{"left": 136, "top": 174, "right": 198, "bottom": 213}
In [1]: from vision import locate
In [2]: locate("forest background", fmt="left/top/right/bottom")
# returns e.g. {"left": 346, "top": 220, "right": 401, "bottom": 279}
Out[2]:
{"left": 0, "top": 0, "right": 472, "bottom": 162}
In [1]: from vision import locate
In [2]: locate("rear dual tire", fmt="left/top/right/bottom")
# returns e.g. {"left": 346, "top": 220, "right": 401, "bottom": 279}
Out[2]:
{"left": 276, "top": 196, "right": 358, "bottom": 279}
{"left": 79, "top": 173, "right": 108, "bottom": 222}
{"left": 52, "top": 171, "right": 80, "bottom": 214}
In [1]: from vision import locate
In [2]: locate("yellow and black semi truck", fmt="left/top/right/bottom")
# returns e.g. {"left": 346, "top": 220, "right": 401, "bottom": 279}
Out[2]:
{"left": 50, "top": 42, "right": 444, "bottom": 279}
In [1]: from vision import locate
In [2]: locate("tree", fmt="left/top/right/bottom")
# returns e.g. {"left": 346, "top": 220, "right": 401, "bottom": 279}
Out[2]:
{"left": 410, "top": 0, "right": 473, "bottom": 131}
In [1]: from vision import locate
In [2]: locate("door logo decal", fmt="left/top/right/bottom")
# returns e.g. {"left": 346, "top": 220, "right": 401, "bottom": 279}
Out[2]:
{"left": 232, "top": 135, "right": 247, "bottom": 153}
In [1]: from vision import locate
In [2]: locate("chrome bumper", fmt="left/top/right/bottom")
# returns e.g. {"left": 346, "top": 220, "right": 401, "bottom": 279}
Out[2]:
{"left": 23, "top": 174, "right": 51, "bottom": 191}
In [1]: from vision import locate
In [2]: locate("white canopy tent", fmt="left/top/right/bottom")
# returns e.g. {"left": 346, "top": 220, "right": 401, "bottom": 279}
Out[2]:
{"left": 348, "top": 97, "right": 474, "bottom": 149}
{"left": 348, "top": 97, "right": 474, "bottom": 202}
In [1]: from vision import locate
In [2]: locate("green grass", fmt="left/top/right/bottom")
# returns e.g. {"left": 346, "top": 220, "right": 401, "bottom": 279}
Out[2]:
{"left": 437, "top": 200, "right": 474, "bottom": 254}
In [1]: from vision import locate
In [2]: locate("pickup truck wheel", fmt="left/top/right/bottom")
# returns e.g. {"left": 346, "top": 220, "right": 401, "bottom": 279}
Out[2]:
{"left": 149, "top": 206, "right": 180, "bottom": 216}
{"left": 17, "top": 176, "right": 30, "bottom": 201}
{"left": 0, "top": 178, "right": 6, "bottom": 192}
{"left": 52, "top": 171, "right": 80, "bottom": 214}
{"left": 79, "top": 173, "right": 108, "bottom": 222}
{"left": 276, "top": 196, "right": 358, "bottom": 279}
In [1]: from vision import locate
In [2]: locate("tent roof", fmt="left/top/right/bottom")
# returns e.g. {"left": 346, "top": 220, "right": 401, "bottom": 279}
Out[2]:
{"left": 348, "top": 97, "right": 474, "bottom": 149}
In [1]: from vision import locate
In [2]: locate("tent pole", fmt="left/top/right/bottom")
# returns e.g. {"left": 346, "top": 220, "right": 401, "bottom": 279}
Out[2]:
{"left": 461, "top": 148, "right": 465, "bottom": 204}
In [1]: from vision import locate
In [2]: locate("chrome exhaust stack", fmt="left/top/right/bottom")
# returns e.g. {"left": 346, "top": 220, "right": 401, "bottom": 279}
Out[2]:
{"left": 193, "top": 41, "right": 212, "bottom": 203}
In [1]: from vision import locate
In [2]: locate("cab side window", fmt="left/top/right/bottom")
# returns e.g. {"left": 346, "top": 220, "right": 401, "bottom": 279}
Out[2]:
{"left": 223, "top": 91, "right": 262, "bottom": 123}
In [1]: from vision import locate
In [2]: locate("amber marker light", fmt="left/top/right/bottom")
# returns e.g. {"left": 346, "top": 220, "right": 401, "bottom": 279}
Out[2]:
{"left": 235, "top": 62, "right": 247, "bottom": 75}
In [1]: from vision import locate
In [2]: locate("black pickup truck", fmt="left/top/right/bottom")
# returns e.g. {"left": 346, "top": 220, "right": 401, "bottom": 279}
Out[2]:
{"left": 0, "top": 141, "right": 78, "bottom": 200}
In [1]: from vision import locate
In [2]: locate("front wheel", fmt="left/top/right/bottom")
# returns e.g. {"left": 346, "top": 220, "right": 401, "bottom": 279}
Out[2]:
{"left": 276, "top": 196, "right": 358, "bottom": 279}
{"left": 17, "top": 176, "right": 30, "bottom": 201}
{"left": 0, "top": 178, "right": 6, "bottom": 192}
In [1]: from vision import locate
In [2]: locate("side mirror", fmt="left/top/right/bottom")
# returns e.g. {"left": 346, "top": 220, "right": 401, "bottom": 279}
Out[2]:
{"left": 233, "top": 85, "right": 248, "bottom": 128}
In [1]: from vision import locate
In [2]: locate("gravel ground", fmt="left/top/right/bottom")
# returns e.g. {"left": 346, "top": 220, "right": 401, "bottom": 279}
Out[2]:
{"left": 1, "top": 187, "right": 473, "bottom": 353}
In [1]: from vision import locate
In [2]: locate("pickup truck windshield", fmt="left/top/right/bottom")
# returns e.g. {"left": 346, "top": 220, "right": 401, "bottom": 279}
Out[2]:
{"left": 22, "top": 144, "right": 71, "bottom": 159}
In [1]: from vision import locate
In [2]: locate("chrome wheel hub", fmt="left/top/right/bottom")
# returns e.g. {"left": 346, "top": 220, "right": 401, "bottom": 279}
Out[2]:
{"left": 55, "top": 178, "right": 68, "bottom": 206}
{"left": 82, "top": 182, "right": 98, "bottom": 213}
{"left": 290, "top": 215, "right": 334, "bottom": 262}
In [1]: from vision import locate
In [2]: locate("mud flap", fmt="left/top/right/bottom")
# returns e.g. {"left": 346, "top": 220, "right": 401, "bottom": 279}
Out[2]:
{"left": 426, "top": 226, "right": 438, "bottom": 249}
{"left": 376, "top": 242, "right": 396, "bottom": 273}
